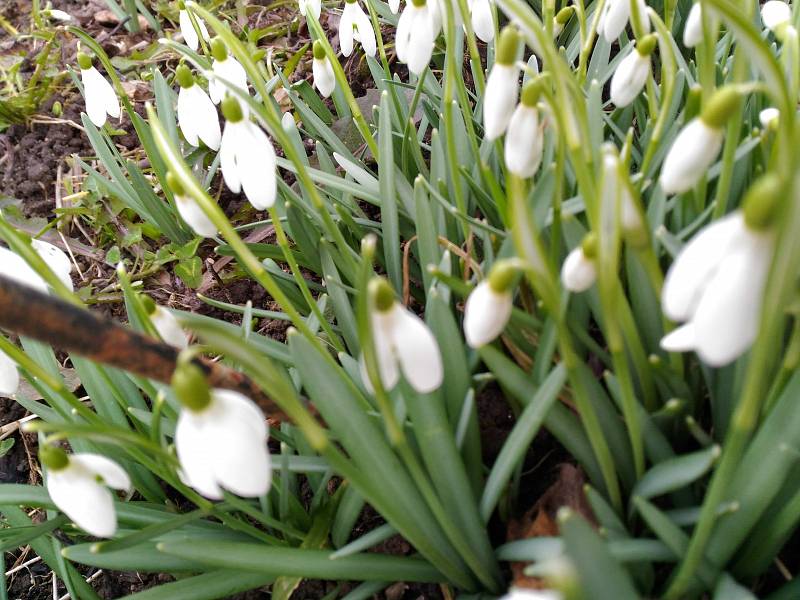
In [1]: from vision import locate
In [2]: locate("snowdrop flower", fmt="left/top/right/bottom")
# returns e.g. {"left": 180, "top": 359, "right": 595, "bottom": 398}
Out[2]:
{"left": 175, "top": 65, "right": 221, "bottom": 150}
{"left": 660, "top": 86, "right": 740, "bottom": 195}
{"left": 0, "top": 352, "right": 19, "bottom": 397}
{"left": 552, "top": 6, "right": 574, "bottom": 37}
{"left": 0, "top": 240, "right": 72, "bottom": 293}
{"left": 78, "top": 53, "right": 120, "bottom": 128}
{"left": 41, "top": 446, "right": 131, "bottom": 538}
{"left": 601, "top": 146, "right": 646, "bottom": 245}
{"left": 396, "top": 0, "right": 437, "bottom": 75}
{"left": 339, "top": 0, "right": 377, "bottom": 57}
{"left": 179, "top": 5, "right": 210, "bottom": 51}
{"left": 760, "top": 107, "right": 780, "bottom": 129}
{"left": 362, "top": 278, "right": 443, "bottom": 393}
{"left": 468, "top": 0, "right": 494, "bottom": 42}
{"left": 683, "top": 3, "right": 703, "bottom": 47}
{"left": 561, "top": 234, "right": 598, "bottom": 293}
{"left": 598, "top": 0, "right": 650, "bottom": 43}
{"left": 45, "top": 9, "right": 72, "bottom": 21}
{"left": 484, "top": 27, "right": 521, "bottom": 140}
{"left": 761, "top": 0, "right": 792, "bottom": 34}
{"left": 312, "top": 41, "right": 336, "bottom": 97}
{"left": 172, "top": 361, "right": 271, "bottom": 499}
{"left": 299, "top": 0, "right": 322, "bottom": 18}
{"left": 208, "top": 39, "right": 249, "bottom": 105}
{"left": 219, "top": 97, "right": 277, "bottom": 210}
{"left": 660, "top": 176, "right": 779, "bottom": 366}
{"left": 167, "top": 172, "right": 218, "bottom": 238}
{"left": 141, "top": 295, "right": 188, "bottom": 349}
{"left": 463, "top": 261, "right": 518, "bottom": 347}
{"left": 610, "top": 34, "right": 655, "bottom": 107}
{"left": 505, "top": 79, "right": 544, "bottom": 178}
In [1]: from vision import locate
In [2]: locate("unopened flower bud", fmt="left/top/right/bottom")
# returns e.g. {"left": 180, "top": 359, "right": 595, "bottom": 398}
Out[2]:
{"left": 743, "top": 173, "right": 782, "bottom": 231}
{"left": 172, "top": 357, "right": 211, "bottom": 412}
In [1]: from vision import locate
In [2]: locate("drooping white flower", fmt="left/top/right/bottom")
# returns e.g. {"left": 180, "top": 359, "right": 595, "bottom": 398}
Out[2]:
{"left": 299, "top": 0, "right": 323, "bottom": 18}
{"left": 219, "top": 97, "right": 277, "bottom": 210}
{"left": 42, "top": 447, "right": 131, "bottom": 538}
{"left": 0, "top": 351, "right": 19, "bottom": 397}
{"left": 660, "top": 87, "right": 740, "bottom": 195}
{"left": 362, "top": 279, "right": 443, "bottom": 393}
{"left": 179, "top": 9, "right": 210, "bottom": 51}
{"left": 484, "top": 27, "right": 520, "bottom": 141}
{"left": 167, "top": 172, "right": 218, "bottom": 238}
{"left": 208, "top": 39, "right": 249, "bottom": 105}
{"left": 463, "top": 262, "right": 516, "bottom": 347}
{"left": 760, "top": 107, "right": 780, "bottom": 128}
{"left": 396, "top": 0, "right": 437, "bottom": 75}
{"left": 78, "top": 53, "right": 120, "bottom": 128}
{"left": 683, "top": 3, "right": 703, "bottom": 47}
{"left": 46, "top": 9, "right": 73, "bottom": 21}
{"left": 0, "top": 240, "right": 73, "bottom": 293}
{"left": 598, "top": 0, "right": 650, "bottom": 43}
{"left": 561, "top": 236, "right": 597, "bottom": 293}
{"left": 312, "top": 42, "right": 336, "bottom": 97}
{"left": 505, "top": 80, "right": 544, "bottom": 178}
{"left": 468, "top": 0, "right": 494, "bottom": 42}
{"left": 175, "top": 383, "right": 271, "bottom": 500}
{"left": 175, "top": 65, "right": 221, "bottom": 151}
{"left": 761, "top": 0, "right": 792, "bottom": 33}
{"left": 148, "top": 304, "right": 189, "bottom": 349}
{"left": 610, "top": 35, "right": 655, "bottom": 107}
{"left": 339, "top": 0, "right": 377, "bottom": 57}
{"left": 660, "top": 208, "right": 774, "bottom": 366}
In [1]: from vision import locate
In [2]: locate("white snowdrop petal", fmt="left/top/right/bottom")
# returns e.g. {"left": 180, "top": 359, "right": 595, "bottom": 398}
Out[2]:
{"left": 601, "top": 0, "right": 630, "bottom": 42}
{"left": 660, "top": 322, "right": 697, "bottom": 353}
{"left": 610, "top": 51, "right": 649, "bottom": 107}
{"left": 504, "top": 105, "right": 543, "bottom": 178}
{"left": 659, "top": 118, "right": 723, "bottom": 194}
{"left": 395, "top": 5, "right": 415, "bottom": 62}
{"left": 71, "top": 454, "right": 132, "bottom": 491}
{"left": 175, "top": 413, "right": 225, "bottom": 499}
{"left": 339, "top": 6, "right": 356, "bottom": 56}
{"left": 180, "top": 10, "right": 199, "bottom": 51}
{"left": 691, "top": 232, "right": 773, "bottom": 366}
{"left": 215, "top": 389, "right": 269, "bottom": 440}
{"left": 238, "top": 124, "right": 277, "bottom": 210}
{"left": 761, "top": 0, "right": 791, "bottom": 30}
{"left": 500, "top": 588, "right": 563, "bottom": 600}
{"left": 390, "top": 0, "right": 401, "bottom": 13}
{"left": 389, "top": 305, "right": 443, "bottom": 393}
{"left": 484, "top": 64, "right": 519, "bottom": 140}
{"left": 464, "top": 281, "right": 513, "bottom": 348}
{"left": 759, "top": 107, "right": 780, "bottom": 128}
{"left": 176, "top": 194, "right": 217, "bottom": 238}
{"left": 210, "top": 416, "right": 271, "bottom": 497}
{"left": 177, "top": 87, "right": 200, "bottom": 146}
{"left": 0, "top": 351, "right": 19, "bottom": 397}
{"left": 405, "top": 8, "right": 436, "bottom": 74}
{"left": 561, "top": 247, "right": 597, "bottom": 292}
{"left": 365, "top": 311, "right": 402, "bottom": 392}
{"left": 220, "top": 124, "right": 242, "bottom": 193}
{"left": 150, "top": 306, "right": 189, "bottom": 349}
{"left": 185, "top": 85, "right": 221, "bottom": 150}
{"left": 661, "top": 212, "right": 743, "bottom": 321}
{"left": 0, "top": 247, "right": 49, "bottom": 293}
{"left": 683, "top": 3, "right": 703, "bottom": 47}
{"left": 312, "top": 58, "right": 336, "bottom": 97}
{"left": 355, "top": 9, "right": 377, "bottom": 56}
{"left": 471, "top": 0, "right": 495, "bottom": 42}
{"left": 47, "top": 468, "right": 118, "bottom": 537}
{"left": 82, "top": 67, "right": 111, "bottom": 127}
{"left": 32, "top": 240, "right": 73, "bottom": 291}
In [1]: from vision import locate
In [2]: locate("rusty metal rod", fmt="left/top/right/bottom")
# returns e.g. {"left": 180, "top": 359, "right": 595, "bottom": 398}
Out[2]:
{"left": 0, "top": 274, "right": 288, "bottom": 420}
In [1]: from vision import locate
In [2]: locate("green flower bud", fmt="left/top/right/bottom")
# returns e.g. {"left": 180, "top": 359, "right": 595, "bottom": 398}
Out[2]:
{"left": 166, "top": 171, "right": 186, "bottom": 196}
{"left": 176, "top": 64, "right": 194, "bottom": 89}
{"left": 555, "top": 6, "right": 574, "bottom": 24}
{"left": 369, "top": 277, "right": 396, "bottom": 312}
{"left": 140, "top": 294, "right": 156, "bottom": 315}
{"left": 40, "top": 445, "right": 69, "bottom": 471}
{"left": 520, "top": 79, "right": 543, "bottom": 108}
{"left": 51, "top": 101, "right": 63, "bottom": 117}
{"left": 636, "top": 33, "right": 658, "bottom": 56}
{"left": 210, "top": 38, "right": 228, "bottom": 62}
{"left": 172, "top": 357, "right": 212, "bottom": 412}
{"left": 411, "top": 0, "right": 427, "bottom": 7}
{"left": 77, "top": 52, "right": 92, "bottom": 70}
{"left": 221, "top": 96, "right": 244, "bottom": 122}
{"left": 312, "top": 40, "right": 326, "bottom": 60}
{"left": 700, "top": 86, "right": 741, "bottom": 130}
{"left": 743, "top": 173, "right": 783, "bottom": 231}
{"left": 487, "top": 260, "right": 519, "bottom": 293}
{"left": 496, "top": 27, "right": 520, "bottom": 66}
